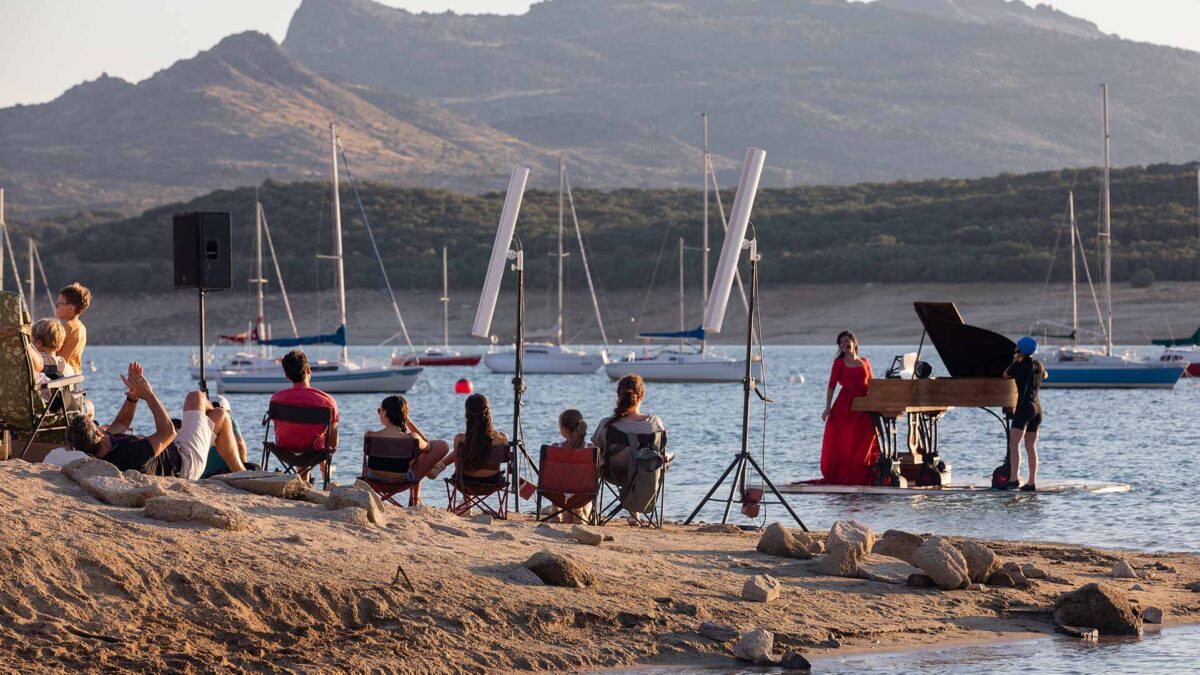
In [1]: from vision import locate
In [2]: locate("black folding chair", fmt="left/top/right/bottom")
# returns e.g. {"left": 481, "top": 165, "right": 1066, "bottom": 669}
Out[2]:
{"left": 261, "top": 402, "right": 336, "bottom": 489}
{"left": 445, "top": 442, "right": 512, "bottom": 519}
{"left": 358, "top": 436, "right": 422, "bottom": 507}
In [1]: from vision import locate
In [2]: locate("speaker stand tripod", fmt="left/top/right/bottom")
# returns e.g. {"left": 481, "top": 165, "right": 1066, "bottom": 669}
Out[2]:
{"left": 684, "top": 241, "right": 807, "bottom": 530}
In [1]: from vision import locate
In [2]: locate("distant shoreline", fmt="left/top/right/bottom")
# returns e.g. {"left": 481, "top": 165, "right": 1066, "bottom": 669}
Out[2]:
{"left": 77, "top": 282, "right": 1200, "bottom": 347}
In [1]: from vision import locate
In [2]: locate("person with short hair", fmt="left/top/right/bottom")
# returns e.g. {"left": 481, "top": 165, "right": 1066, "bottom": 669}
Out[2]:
{"left": 268, "top": 350, "right": 339, "bottom": 483}
{"left": 65, "top": 362, "right": 246, "bottom": 478}
{"left": 1002, "top": 336, "right": 1046, "bottom": 491}
{"left": 56, "top": 282, "right": 91, "bottom": 373}
{"left": 31, "top": 317, "right": 74, "bottom": 377}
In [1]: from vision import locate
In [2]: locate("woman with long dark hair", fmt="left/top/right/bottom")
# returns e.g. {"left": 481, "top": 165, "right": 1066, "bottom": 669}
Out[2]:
{"left": 363, "top": 394, "right": 450, "bottom": 502}
{"left": 592, "top": 374, "right": 667, "bottom": 480}
{"left": 818, "top": 330, "right": 879, "bottom": 485}
{"left": 433, "top": 393, "right": 509, "bottom": 483}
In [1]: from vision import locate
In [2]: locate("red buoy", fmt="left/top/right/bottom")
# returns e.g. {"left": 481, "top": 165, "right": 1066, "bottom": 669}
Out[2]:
{"left": 455, "top": 378, "right": 473, "bottom": 394}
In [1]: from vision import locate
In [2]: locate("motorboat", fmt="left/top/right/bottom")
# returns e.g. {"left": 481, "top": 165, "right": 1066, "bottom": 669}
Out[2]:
{"left": 1159, "top": 347, "right": 1200, "bottom": 377}
{"left": 393, "top": 348, "right": 481, "bottom": 367}
{"left": 190, "top": 351, "right": 277, "bottom": 380}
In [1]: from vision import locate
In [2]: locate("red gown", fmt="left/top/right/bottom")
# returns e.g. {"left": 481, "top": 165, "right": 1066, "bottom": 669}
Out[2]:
{"left": 819, "top": 357, "right": 879, "bottom": 485}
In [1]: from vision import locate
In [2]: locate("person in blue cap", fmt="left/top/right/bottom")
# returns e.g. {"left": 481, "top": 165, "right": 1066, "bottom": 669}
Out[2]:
{"left": 1002, "top": 336, "right": 1046, "bottom": 491}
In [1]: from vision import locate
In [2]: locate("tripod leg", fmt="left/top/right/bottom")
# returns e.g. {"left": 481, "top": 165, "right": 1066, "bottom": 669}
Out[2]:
{"left": 744, "top": 453, "right": 808, "bottom": 531}
{"left": 683, "top": 453, "right": 742, "bottom": 525}
{"left": 719, "top": 455, "right": 746, "bottom": 524}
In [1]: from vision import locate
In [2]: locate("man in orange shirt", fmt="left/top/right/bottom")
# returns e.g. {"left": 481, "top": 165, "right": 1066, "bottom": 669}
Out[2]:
{"left": 56, "top": 282, "right": 91, "bottom": 373}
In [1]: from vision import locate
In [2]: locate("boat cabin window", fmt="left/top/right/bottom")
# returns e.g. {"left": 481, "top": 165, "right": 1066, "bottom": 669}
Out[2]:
{"left": 311, "top": 365, "right": 339, "bottom": 372}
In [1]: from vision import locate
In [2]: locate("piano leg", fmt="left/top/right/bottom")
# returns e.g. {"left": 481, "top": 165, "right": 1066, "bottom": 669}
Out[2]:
{"left": 913, "top": 412, "right": 949, "bottom": 487}
{"left": 869, "top": 414, "right": 906, "bottom": 488}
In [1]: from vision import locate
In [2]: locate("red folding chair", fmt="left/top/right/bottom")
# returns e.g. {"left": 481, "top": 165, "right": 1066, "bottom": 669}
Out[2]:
{"left": 536, "top": 444, "right": 600, "bottom": 524}
{"left": 444, "top": 442, "right": 511, "bottom": 519}
{"left": 358, "top": 436, "right": 421, "bottom": 507}
{"left": 261, "top": 402, "right": 336, "bottom": 489}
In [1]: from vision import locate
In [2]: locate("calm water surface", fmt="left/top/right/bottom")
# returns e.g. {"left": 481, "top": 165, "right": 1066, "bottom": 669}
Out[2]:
{"left": 82, "top": 344, "right": 1199, "bottom": 673}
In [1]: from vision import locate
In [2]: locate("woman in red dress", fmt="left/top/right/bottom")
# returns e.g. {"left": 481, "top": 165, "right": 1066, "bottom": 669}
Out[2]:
{"left": 819, "top": 331, "right": 879, "bottom": 485}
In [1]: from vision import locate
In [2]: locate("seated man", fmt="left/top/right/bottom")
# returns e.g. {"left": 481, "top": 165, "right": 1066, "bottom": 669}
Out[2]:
{"left": 268, "top": 350, "right": 339, "bottom": 482}
{"left": 200, "top": 395, "right": 253, "bottom": 478}
{"left": 65, "top": 362, "right": 246, "bottom": 478}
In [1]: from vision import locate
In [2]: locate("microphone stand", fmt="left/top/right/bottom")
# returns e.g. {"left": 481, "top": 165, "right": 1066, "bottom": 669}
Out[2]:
{"left": 684, "top": 239, "right": 806, "bottom": 529}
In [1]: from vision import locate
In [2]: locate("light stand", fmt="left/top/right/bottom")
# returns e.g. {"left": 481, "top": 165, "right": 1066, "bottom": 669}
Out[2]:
{"left": 508, "top": 244, "right": 532, "bottom": 513}
{"left": 684, "top": 240, "right": 807, "bottom": 529}
{"left": 197, "top": 288, "right": 208, "bottom": 393}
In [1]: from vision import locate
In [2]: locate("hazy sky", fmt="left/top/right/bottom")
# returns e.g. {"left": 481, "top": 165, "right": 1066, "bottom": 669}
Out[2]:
{"left": 1, "top": 0, "right": 1198, "bottom": 108}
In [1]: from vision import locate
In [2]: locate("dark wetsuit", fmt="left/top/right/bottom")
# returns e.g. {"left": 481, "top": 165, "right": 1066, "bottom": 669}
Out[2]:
{"left": 1008, "top": 358, "right": 1045, "bottom": 433}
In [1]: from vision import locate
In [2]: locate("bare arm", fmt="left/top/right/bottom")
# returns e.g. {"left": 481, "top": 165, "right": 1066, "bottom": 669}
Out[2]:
{"left": 27, "top": 342, "right": 44, "bottom": 373}
{"left": 106, "top": 397, "right": 139, "bottom": 435}
{"left": 406, "top": 419, "right": 430, "bottom": 450}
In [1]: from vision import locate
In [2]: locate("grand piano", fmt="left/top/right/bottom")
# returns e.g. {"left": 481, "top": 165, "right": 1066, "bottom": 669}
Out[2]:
{"left": 852, "top": 302, "right": 1018, "bottom": 488}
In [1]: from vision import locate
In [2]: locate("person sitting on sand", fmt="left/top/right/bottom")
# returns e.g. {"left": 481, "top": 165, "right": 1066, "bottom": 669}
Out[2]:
{"left": 200, "top": 395, "right": 253, "bottom": 478}
{"left": 31, "top": 318, "right": 75, "bottom": 377}
{"left": 55, "top": 282, "right": 90, "bottom": 374}
{"left": 268, "top": 350, "right": 339, "bottom": 484}
{"left": 591, "top": 374, "right": 667, "bottom": 483}
{"left": 431, "top": 393, "right": 509, "bottom": 484}
{"left": 363, "top": 395, "right": 450, "bottom": 503}
{"left": 1002, "top": 336, "right": 1046, "bottom": 492}
{"left": 65, "top": 362, "right": 246, "bottom": 478}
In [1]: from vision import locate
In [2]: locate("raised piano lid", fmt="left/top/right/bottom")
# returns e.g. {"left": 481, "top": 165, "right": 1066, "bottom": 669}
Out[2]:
{"left": 913, "top": 302, "right": 1016, "bottom": 378}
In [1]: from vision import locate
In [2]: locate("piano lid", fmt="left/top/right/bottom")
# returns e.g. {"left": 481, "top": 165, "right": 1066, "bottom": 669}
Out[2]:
{"left": 913, "top": 302, "right": 1016, "bottom": 378}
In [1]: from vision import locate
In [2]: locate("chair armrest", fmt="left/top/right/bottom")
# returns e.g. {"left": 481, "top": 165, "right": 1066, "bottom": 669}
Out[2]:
{"left": 46, "top": 374, "right": 85, "bottom": 390}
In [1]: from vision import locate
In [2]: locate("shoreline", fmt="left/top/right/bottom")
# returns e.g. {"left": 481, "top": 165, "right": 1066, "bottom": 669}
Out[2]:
{"left": 3, "top": 460, "right": 1198, "bottom": 672}
{"left": 74, "top": 282, "right": 1200, "bottom": 347}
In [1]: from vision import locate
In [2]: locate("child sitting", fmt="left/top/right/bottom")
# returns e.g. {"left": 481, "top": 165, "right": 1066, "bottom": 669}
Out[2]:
{"left": 550, "top": 409, "right": 595, "bottom": 523}
{"left": 55, "top": 282, "right": 91, "bottom": 374}
{"left": 31, "top": 317, "right": 75, "bottom": 377}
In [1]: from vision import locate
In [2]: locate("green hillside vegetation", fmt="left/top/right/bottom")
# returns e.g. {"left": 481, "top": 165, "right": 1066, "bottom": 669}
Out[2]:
{"left": 12, "top": 163, "right": 1200, "bottom": 296}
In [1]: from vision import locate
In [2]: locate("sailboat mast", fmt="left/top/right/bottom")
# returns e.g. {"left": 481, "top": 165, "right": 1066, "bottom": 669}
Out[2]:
{"left": 557, "top": 157, "right": 565, "bottom": 346}
{"left": 1101, "top": 84, "right": 1113, "bottom": 356}
{"left": 254, "top": 196, "right": 265, "bottom": 355}
{"left": 27, "top": 238, "right": 34, "bottom": 313}
{"left": 329, "top": 123, "right": 349, "bottom": 363}
{"left": 441, "top": 246, "right": 450, "bottom": 350}
{"left": 701, "top": 113, "right": 709, "bottom": 310}
{"left": 0, "top": 188, "right": 5, "bottom": 292}
{"left": 679, "top": 237, "right": 685, "bottom": 349}
{"left": 1069, "top": 191, "right": 1078, "bottom": 347}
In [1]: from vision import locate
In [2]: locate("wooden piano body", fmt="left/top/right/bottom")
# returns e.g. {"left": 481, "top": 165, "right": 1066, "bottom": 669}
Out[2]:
{"left": 850, "top": 302, "right": 1020, "bottom": 488}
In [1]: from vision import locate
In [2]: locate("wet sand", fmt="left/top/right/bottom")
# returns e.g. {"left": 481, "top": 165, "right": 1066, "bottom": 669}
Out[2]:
{"left": 79, "top": 282, "right": 1200, "bottom": 347}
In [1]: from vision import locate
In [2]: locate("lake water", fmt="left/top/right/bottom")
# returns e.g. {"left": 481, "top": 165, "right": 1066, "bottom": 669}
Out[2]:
{"left": 81, "top": 344, "right": 1199, "bottom": 552}
{"left": 76, "top": 344, "right": 1200, "bottom": 673}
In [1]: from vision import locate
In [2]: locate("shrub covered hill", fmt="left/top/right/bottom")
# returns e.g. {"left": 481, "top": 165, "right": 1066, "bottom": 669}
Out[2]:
{"left": 16, "top": 162, "right": 1200, "bottom": 294}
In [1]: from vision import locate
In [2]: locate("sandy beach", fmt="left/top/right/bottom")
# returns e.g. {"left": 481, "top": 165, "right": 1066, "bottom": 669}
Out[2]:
{"left": 2, "top": 460, "right": 1197, "bottom": 672}
{"left": 78, "top": 283, "right": 1200, "bottom": 347}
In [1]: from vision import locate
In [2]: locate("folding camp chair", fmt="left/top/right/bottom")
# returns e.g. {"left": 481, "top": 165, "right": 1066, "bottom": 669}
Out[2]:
{"left": 535, "top": 444, "right": 600, "bottom": 524}
{"left": 261, "top": 401, "right": 336, "bottom": 489}
{"left": 444, "top": 442, "right": 511, "bottom": 519}
{"left": 0, "top": 291, "right": 85, "bottom": 461}
{"left": 598, "top": 430, "right": 670, "bottom": 529}
{"left": 358, "top": 435, "right": 421, "bottom": 507}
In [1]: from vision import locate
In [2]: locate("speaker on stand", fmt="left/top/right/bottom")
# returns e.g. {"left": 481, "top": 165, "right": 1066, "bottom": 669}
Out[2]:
{"left": 173, "top": 212, "right": 233, "bottom": 392}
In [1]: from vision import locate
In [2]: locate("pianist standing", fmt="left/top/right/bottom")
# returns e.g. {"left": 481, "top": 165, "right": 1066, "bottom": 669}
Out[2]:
{"left": 819, "top": 330, "right": 880, "bottom": 485}
{"left": 1002, "top": 337, "right": 1045, "bottom": 491}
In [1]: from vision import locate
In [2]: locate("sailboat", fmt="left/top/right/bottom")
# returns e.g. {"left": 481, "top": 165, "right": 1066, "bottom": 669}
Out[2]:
{"left": 392, "top": 247, "right": 481, "bottom": 367}
{"left": 190, "top": 195, "right": 297, "bottom": 379}
{"left": 1150, "top": 166, "right": 1200, "bottom": 377}
{"left": 217, "top": 124, "right": 423, "bottom": 394}
{"left": 605, "top": 114, "right": 759, "bottom": 383}
{"left": 483, "top": 158, "right": 608, "bottom": 374}
{"left": 1038, "top": 86, "right": 1184, "bottom": 389}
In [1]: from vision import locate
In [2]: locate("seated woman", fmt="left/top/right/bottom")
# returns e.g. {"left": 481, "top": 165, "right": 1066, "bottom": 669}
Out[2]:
{"left": 432, "top": 393, "right": 508, "bottom": 484}
{"left": 363, "top": 395, "right": 450, "bottom": 501}
{"left": 591, "top": 374, "right": 667, "bottom": 483}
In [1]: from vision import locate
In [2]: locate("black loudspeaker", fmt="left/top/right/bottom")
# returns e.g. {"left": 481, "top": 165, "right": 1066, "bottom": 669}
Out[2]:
{"left": 173, "top": 212, "right": 232, "bottom": 290}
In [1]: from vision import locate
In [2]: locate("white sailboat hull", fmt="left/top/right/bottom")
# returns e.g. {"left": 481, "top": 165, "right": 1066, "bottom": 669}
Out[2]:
{"left": 604, "top": 351, "right": 762, "bottom": 383}
{"left": 217, "top": 364, "right": 423, "bottom": 394}
{"left": 483, "top": 344, "right": 605, "bottom": 374}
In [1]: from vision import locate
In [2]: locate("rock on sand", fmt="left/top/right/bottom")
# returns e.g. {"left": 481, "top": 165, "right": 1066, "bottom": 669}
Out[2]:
{"left": 913, "top": 537, "right": 970, "bottom": 590}
{"left": 1053, "top": 583, "right": 1143, "bottom": 636}
{"left": 817, "top": 520, "right": 875, "bottom": 577}
{"left": 856, "top": 553, "right": 921, "bottom": 585}
{"left": 742, "top": 574, "right": 781, "bottom": 603}
{"left": 571, "top": 525, "right": 604, "bottom": 546}
{"left": 61, "top": 457, "right": 121, "bottom": 483}
{"left": 326, "top": 483, "right": 388, "bottom": 527}
{"left": 1111, "top": 560, "right": 1139, "bottom": 579}
{"left": 733, "top": 628, "right": 776, "bottom": 665}
{"left": 80, "top": 476, "right": 165, "bottom": 508}
{"left": 756, "top": 523, "right": 813, "bottom": 559}
{"left": 956, "top": 540, "right": 1001, "bottom": 583}
{"left": 871, "top": 529, "right": 925, "bottom": 565}
{"left": 524, "top": 550, "right": 596, "bottom": 588}
{"left": 143, "top": 495, "right": 249, "bottom": 531}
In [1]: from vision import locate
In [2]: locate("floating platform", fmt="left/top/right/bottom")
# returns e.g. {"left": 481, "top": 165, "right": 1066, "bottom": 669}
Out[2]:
{"left": 781, "top": 479, "right": 1131, "bottom": 496}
